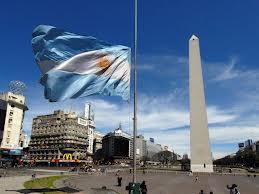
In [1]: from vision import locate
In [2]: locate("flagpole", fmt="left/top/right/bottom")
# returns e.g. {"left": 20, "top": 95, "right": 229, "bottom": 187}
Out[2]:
{"left": 133, "top": 0, "right": 138, "bottom": 183}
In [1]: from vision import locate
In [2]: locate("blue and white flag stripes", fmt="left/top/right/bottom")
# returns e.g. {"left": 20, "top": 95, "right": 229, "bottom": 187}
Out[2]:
{"left": 31, "top": 25, "right": 131, "bottom": 102}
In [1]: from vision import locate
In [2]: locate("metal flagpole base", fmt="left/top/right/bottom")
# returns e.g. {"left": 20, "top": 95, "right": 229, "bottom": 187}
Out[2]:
{"left": 126, "top": 182, "right": 141, "bottom": 194}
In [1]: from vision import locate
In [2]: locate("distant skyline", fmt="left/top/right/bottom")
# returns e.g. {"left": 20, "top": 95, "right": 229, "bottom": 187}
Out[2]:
{"left": 1, "top": 0, "right": 259, "bottom": 158}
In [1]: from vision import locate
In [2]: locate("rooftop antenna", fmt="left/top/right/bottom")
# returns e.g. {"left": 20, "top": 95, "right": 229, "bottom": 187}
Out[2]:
{"left": 88, "top": 103, "right": 91, "bottom": 120}
{"left": 9, "top": 80, "right": 26, "bottom": 96}
{"left": 85, "top": 102, "right": 92, "bottom": 120}
{"left": 69, "top": 102, "right": 73, "bottom": 114}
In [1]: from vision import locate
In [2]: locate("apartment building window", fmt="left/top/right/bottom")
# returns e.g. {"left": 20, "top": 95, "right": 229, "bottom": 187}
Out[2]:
{"left": 9, "top": 111, "right": 13, "bottom": 116}
{"left": 7, "top": 131, "right": 11, "bottom": 137}
{"left": 8, "top": 118, "right": 12, "bottom": 123}
{"left": 6, "top": 138, "right": 10, "bottom": 144}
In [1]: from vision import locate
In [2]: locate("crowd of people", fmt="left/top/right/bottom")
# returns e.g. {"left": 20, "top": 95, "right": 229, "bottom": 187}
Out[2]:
{"left": 116, "top": 170, "right": 148, "bottom": 193}
{"left": 226, "top": 184, "right": 241, "bottom": 194}
{"left": 194, "top": 175, "right": 241, "bottom": 194}
{"left": 109, "top": 168, "right": 245, "bottom": 194}
{"left": 198, "top": 184, "right": 241, "bottom": 194}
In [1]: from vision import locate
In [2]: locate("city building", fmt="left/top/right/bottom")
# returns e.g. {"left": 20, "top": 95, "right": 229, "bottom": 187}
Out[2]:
{"left": 149, "top": 138, "right": 154, "bottom": 143}
{"left": 77, "top": 116, "right": 95, "bottom": 155}
{"left": 146, "top": 138, "right": 163, "bottom": 159}
{"left": 183, "top": 154, "right": 189, "bottom": 160}
{"left": 102, "top": 125, "right": 133, "bottom": 162}
{"left": 19, "top": 130, "right": 30, "bottom": 148}
{"left": 245, "top": 139, "right": 253, "bottom": 147}
{"left": 249, "top": 140, "right": 259, "bottom": 153}
{"left": 93, "top": 130, "right": 104, "bottom": 153}
{"left": 0, "top": 92, "right": 28, "bottom": 149}
{"left": 164, "top": 146, "right": 169, "bottom": 151}
{"left": 176, "top": 154, "right": 182, "bottom": 160}
{"left": 238, "top": 143, "right": 245, "bottom": 150}
{"left": 136, "top": 135, "right": 147, "bottom": 160}
{"left": 29, "top": 110, "right": 91, "bottom": 162}
{"left": 255, "top": 141, "right": 259, "bottom": 153}
{"left": 84, "top": 103, "right": 95, "bottom": 154}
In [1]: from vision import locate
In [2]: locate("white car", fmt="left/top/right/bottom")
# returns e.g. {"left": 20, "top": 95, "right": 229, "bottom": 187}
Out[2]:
{"left": 120, "top": 163, "right": 129, "bottom": 167}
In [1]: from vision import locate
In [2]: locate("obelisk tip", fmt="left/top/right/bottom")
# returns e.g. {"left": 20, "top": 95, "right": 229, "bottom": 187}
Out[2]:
{"left": 190, "top": 34, "right": 199, "bottom": 41}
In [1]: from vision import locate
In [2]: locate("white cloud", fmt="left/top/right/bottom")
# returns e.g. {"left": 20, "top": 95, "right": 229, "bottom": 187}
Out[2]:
{"left": 210, "top": 126, "right": 259, "bottom": 144}
{"left": 213, "top": 151, "right": 232, "bottom": 160}
{"left": 138, "top": 64, "right": 155, "bottom": 71}
{"left": 142, "top": 125, "right": 259, "bottom": 159}
{"left": 138, "top": 54, "right": 189, "bottom": 78}
{"left": 207, "top": 106, "right": 237, "bottom": 124}
{"left": 90, "top": 99, "right": 130, "bottom": 131}
{"left": 143, "top": 129, "right": 190, "bottom": 155}
{"left": 212, "top": 57, "right": 240, "bottom": 82}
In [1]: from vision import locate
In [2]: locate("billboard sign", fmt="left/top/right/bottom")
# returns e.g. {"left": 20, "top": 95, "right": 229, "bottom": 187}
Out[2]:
{"left": 63, "top": 153, "right": 73, "bottom": 160}
{"left": 78, "top": 118, "right": 87, "bottom": 126}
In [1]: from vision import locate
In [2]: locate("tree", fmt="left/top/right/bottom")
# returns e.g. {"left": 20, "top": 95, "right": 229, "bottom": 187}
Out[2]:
{"left": 214, "top": 146, "right": 259, "bottom": 168}
{"left": 152, "top": 150, "right": 176, "bottom": 165}
{"left": 140, "top": 155, "right": 150, "bottom": 165}
{"left": 181, "top": 158, "right": 190, "bottom": 171}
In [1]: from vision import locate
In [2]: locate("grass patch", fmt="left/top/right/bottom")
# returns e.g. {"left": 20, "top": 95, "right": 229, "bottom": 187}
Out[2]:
{"left": 24, "top": 175, "right": 67, "bottom": 194}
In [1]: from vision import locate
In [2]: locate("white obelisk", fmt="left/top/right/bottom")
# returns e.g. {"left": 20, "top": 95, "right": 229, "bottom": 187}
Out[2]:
{"left": 189, "top": 35, "right": 213, "bottom": 173}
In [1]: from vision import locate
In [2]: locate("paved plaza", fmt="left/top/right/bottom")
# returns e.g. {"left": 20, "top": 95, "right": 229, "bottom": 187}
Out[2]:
{"left": 0, "top": 169, "right": 258, "bottom": 194}
{"left": 56, "top": 172, "right": 259, "bottom": 194}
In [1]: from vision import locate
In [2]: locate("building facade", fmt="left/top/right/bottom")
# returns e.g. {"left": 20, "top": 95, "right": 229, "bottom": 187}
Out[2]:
{"left": 183, "top": 154, "right": 189, "bottom": 160}
{"left": 255, "top": 141, "right": 259, "bottom": 154}
{"left": 83, "top": 103, "right": 95, "bottom": 154}
{"left": 29, "top": 110, "right": 91, "bottom": 161}
{"left": 146, "top": 138, "right": 163, "bottom": 159}
{"left": 93, "top": 130, "right": 103, "bottom": 153}
{"left": 77, "top": 117, "right": 95, "bottom": 154}
{"left": 149, "top": 138, "right": 154, "bottom": 143}
{"left": 245, "top": 139, "right": 253, "bottom": 147}
{"left": 136, "top": 135, "right": 147, "bottom": 160}
{"left": 102, "top": 126, "right": 132, "bottom": 161}
{"left": 238, "top": 143, "right": 245, "bottom": 150}
{"left": 0, "top": 92, "right": 28, "bottom": 149}
{"left": 20, "top": 130, "right": 30, "bottom": 148}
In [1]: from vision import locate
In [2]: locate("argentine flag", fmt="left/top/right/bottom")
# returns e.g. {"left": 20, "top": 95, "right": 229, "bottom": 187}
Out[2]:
{"left": 31, "top": 25, "right": 130, "bottom": 102}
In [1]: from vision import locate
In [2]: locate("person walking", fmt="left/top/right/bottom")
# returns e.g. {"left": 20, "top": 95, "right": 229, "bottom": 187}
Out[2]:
{"left": 116, "top": 170, "right": 120, "bottom": 176}
{"left": 140, "top": 181, "right": 147, "bottom": 194}
{"left": 227, "top": 184, "right": 240, "bottom": 194}
{"left": 117, "top": 176, "right": 122, "bottom": 187}
{"left": 234, "top": 187, "right": 241, "bottom": 194}
{"left": 31, "top": 173, "right": 36, "bottom": 179}
{"left": 199, "top": 190, "right": 204, "bottom": 194}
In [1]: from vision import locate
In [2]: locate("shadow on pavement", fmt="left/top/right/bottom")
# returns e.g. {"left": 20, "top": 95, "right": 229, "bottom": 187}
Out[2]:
{"left": 89, "top": 187, "right": 119, "bottom": 194}
{"left": 6, "top": 186, "right": 81, "bottom": 193}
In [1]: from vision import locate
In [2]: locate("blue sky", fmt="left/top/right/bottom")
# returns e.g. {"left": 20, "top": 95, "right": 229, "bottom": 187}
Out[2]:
{"left": 1, "top": 0, "right": 259, "bottom": 158}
